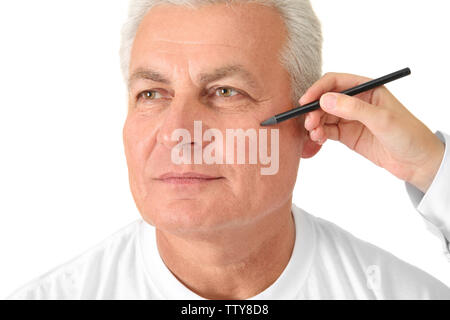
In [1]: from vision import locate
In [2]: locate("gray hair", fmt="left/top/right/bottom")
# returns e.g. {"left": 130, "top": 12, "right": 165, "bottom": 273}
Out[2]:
{"left": 119, "top": 0, "right": 322, "bottom": 107}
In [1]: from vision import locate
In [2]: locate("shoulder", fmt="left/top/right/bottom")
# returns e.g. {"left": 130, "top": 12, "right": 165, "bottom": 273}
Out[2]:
{"left": 296, "top": 206, "right": 450, "bottom": 299}
{"left": 6, "top": 219, "right": 142, "bottom": 300}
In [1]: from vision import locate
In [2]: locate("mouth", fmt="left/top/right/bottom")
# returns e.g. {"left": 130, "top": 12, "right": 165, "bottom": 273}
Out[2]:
{"left": 155, "top": 172, "right": 224, "bottom": 184}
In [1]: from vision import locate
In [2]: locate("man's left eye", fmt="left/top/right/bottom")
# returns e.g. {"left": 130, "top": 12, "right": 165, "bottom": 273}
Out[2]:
{"left": 215, "top": 87, "right": 239, "bottom": 98}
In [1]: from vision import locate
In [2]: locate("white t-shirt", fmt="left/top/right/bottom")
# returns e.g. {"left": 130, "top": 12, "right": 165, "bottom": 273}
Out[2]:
{"left": 6, "top": 131, "right": 450, "bottom": 300}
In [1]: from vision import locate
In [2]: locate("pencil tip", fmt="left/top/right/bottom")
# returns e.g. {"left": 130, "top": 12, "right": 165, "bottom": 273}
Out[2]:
{"left": 260, "top": 117, "right": 277, "bottom": 126}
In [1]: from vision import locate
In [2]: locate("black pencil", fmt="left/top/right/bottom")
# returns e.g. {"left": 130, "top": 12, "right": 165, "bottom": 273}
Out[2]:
{"left": 260, "top": 67, "right": 411, "bottom": 126}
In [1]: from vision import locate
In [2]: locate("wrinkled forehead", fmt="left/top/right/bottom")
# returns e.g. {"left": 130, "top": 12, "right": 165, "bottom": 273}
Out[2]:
{"left": 130, "top": 2, "right": 288, "bottom": 73}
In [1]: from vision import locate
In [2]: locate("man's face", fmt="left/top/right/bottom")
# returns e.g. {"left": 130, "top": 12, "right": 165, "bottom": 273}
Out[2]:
{"left": 123, "top": 2, "right": 307, "bottom": 236}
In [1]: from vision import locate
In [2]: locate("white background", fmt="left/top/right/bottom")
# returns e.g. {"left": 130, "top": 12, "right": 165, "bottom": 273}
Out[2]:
{"left": 1, "top": 0, "right": 449, "bottom": 298}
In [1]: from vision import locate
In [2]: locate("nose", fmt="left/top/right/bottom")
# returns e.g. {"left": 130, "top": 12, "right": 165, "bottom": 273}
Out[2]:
{"left": 156, "top": 94, "right": 211, "bottom": 150}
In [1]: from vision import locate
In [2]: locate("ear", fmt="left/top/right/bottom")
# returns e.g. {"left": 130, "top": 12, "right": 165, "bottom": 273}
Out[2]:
{"left": 301, "top": 133, "right": 322, "bottom": 159}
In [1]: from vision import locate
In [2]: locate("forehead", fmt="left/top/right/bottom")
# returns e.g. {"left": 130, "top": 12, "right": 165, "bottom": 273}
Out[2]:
{"left": 130, "top": 2, "right": 287, "bottom": 74}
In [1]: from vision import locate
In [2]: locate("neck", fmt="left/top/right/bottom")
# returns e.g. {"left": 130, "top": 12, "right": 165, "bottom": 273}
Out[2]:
{"left": 155, "top": 200, "right": 296, "bottom": 299}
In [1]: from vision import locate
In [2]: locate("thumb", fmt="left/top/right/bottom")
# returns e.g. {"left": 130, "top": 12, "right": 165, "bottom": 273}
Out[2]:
{"left": 320, "top": 92, "right": 381, "bottom": 131}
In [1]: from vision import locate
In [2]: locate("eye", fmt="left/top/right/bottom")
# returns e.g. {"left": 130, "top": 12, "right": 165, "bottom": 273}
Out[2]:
{"left": 215, "top": 87, "right": 239, "bottom": 98}
{"left": 137, "top": 90, "right": 163, "bottom": 101}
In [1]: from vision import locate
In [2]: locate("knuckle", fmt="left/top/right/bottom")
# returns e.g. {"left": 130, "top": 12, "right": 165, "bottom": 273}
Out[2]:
{"left": 350, "top": 97, "right": 363, "bottom": 111}
{"left": 377, "top": 109, "right": 395, "bottom": 129}
{"left": 323, "top": 71, "right": 336, "bottom": 77}
{"left": 339, "top": 95, "right": 356, "bottom": 110}
{"left": 345, "top": 96, "right": 364, "bottom": 113}
{"left": 322, "top": 72, "right": 337, "bottom": 80}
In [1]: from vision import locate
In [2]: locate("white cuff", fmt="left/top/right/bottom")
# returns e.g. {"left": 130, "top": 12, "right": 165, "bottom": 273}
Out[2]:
{"left": 405, "top": 130, "right": 450, "bottom": 261}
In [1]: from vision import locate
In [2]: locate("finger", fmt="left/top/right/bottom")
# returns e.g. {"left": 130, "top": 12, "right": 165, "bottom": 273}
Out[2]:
{"left": 320, "top": 92, "right": 385, "bottom": 134}
{"left": 305, "top": 109, "right": 342, "bottom": 132}
{"left": 309, "top": 126, "right": 327, "bottom": 145}
{"left": 319, "top": 111, "right": 327, "bottom": 127}
{"left": 300, "top": 72, "right": 372, "bottom": 105}
{"left": 323, "top": 124, "right": 341, "bottom": 141}
{"left": 304, "top": 109, "right": 324, "bottom": 131}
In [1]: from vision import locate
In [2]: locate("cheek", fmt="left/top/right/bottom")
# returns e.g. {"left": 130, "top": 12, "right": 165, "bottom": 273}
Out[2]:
{"left": 123, "top": 115, "right": 159, "bottom": 180}
{"left": 280, "top": 117, "right": 305, "bottom": 157}
{"left": 224, "top": 130, "right": 302, "bottom": 211}
{"left": 267, "top": 120, "right": 304, "bottom": 195}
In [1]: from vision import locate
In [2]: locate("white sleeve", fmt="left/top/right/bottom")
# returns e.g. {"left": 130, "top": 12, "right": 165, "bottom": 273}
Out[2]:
{"left": 405, "top": 130, "right": 450, "bottom": 261}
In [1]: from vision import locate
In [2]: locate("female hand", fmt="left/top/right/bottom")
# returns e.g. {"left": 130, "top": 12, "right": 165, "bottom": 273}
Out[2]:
{"left": 301, "top": 72, "right": 445, "bottom": 193}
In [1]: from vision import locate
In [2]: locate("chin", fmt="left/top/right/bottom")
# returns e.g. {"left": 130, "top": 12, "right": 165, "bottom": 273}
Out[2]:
{"left": 141, "top": 198, "right": 233, "bottom": 236}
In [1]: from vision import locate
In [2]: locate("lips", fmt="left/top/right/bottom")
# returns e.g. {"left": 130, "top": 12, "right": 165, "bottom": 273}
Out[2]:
{"left": 155, "top": 172, "right": 224, "bottom": 184}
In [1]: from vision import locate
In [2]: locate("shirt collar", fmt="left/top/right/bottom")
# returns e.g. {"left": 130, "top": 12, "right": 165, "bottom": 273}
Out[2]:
{"left": 138, "top": 203, "right": 315, "bottom": 299}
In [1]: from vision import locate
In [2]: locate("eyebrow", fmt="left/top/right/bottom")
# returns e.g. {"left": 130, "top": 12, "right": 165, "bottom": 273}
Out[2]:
{"left": 128, "top": 64, "right": 260, "bottom": 90}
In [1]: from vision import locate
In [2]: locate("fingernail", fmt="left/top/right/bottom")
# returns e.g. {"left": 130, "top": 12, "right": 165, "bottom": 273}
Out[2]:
{"left": 321, "top": 93, "right": 338, "bottom": 110}
{"left": 304, "top": 115, "right": 310, "bottom": 128}
{"left": 299, "top": 95, "right": 305, "bottom": 105}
